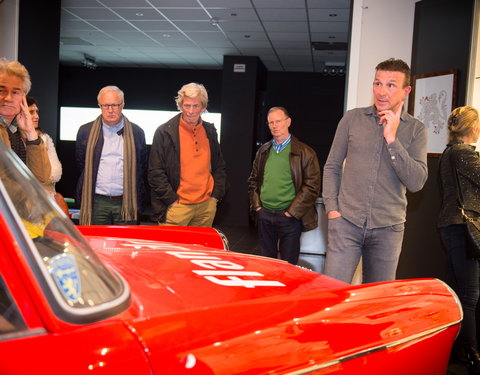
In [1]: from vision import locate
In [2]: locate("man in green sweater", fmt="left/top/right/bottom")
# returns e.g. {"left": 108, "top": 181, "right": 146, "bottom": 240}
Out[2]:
{"left": 248, "top": 107, "right": 321, "bottom": 264}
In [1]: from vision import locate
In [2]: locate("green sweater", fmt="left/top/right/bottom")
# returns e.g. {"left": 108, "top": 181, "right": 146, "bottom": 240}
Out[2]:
{"left": 260, "top": 144, "right": 295, "bottom": 210}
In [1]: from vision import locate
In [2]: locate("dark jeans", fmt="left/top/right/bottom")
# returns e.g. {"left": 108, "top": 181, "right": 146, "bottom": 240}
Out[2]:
{"left": 92, "top": 195, "right": 137, "bottom": 225}
{"left": 256, "top": 207, "right": 302, "bottom": 265}
{"left": 440, "top": 224, "right": 480, "bottom": 347}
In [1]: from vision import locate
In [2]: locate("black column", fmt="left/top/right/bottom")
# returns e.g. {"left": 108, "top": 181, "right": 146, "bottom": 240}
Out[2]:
{"left": 18, "top": 0, "right": 61, "bottom": 142}
{"left": 215, "top": 55, "right": 267, "bottom": 226}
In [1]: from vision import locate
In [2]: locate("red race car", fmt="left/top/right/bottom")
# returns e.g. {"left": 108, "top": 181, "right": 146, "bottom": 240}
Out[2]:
{"left": 0, "top": 141, "right": 461, "bottom": 374}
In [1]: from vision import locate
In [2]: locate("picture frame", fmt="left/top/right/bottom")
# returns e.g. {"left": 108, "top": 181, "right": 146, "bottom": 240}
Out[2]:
{"left": 409, "top": 70, "right": 457, "bottom": 156}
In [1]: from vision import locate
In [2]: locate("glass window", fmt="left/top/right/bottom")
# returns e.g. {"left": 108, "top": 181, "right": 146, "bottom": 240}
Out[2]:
{"left": 0, "top": 276, "right": 26, "bottom": 334}
{"left": 0, "top": 142, "right": 129, "bottom": 322}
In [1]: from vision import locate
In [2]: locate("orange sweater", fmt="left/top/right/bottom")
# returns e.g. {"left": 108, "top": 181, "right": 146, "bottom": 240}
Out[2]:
{"left": 177, "top": 117, "right": 214, "bottom": 204}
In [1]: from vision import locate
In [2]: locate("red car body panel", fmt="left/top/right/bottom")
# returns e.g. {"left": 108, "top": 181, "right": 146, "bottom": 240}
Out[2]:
{"left": 0, "top": 226, "right": 462, "bottom": 374}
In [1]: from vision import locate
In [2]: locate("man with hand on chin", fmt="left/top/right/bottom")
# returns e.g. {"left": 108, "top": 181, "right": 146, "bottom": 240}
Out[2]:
{"left": 323, "top": 58, "right": 427, "bottom": 284}
{"left": 0, "top": 58, "right": 51, "bottom": 183}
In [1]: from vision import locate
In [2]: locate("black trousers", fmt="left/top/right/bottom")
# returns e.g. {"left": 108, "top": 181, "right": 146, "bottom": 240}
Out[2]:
{"left": 256, "top": 207, "right": 302, "bottom": 265}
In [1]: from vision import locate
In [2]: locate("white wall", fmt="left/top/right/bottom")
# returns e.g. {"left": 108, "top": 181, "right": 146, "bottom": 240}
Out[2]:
{"left": 0, "top": 0, "right": 19, "bottom": 60}
{"left": 467, "top": 0, "right": 480, "bottom": 107}
{"left": 346, "top": 0, "right": 419, "bottom": 110}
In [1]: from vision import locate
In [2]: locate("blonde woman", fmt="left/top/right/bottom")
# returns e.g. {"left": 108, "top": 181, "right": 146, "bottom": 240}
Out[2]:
{"left": 438, "top": 105, "right": 480, "bottom": 374}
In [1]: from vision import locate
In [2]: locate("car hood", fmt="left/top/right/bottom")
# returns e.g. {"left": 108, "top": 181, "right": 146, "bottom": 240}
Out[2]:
{"left": 87, "top": 235, "right": 345, "bottom": 315}
{"left": 86, "top": 235, "right": 462, "bottom": 375}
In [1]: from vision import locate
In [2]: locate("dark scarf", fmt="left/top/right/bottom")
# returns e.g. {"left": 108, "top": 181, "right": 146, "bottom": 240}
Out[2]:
{"left": 79, "top": 115, "right": 137, "bottom": 225}
{"left": 7, "top": 123, "right": 26, "bottom": 163}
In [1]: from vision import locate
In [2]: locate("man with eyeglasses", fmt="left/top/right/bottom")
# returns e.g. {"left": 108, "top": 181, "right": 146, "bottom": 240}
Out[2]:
{"left": 248, "top": 107, "right": 321, "bottom": 265}
{"left": 75, "top": 85, "right": 147, "bottom": 225}
{"left": 149, "top": 82, "right": 227, "bottom": 227}
{"left": 0, "top": 58, "right": 51, "bottom": 183}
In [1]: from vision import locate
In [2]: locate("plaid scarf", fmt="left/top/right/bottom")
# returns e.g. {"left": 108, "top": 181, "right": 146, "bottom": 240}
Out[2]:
{"left": 79, "top": 115, "right": 137, "bottom": 225}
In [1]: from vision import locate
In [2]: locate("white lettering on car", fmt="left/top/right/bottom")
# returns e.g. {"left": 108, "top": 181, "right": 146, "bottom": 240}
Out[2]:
{"left": 190, "top": 260, "right": 244, "bottom": 270}
{"left": 166, "top": 251, "right": 285, "bottom": 288}
{"left": 118, "top": 241, "right": 285, "bottom": 288}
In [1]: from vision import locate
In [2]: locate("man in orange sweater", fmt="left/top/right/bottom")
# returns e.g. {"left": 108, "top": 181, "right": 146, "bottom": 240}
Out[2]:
{"left": 148, "top": 83, "right": 227, "bottom": 227}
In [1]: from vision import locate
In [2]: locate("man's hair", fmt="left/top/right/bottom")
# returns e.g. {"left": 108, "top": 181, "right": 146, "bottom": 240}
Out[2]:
{"left": 0, "top": 58, "right": 31, "bottom": 93}
{"left": 175, "top": 82, "right": 208, "bottom": 110}
{"left": 268, "top": 106, "right": 290, "bottom": 118}
{"left": 375, "top": 58, "right": 411, "bottom": 87}
{"left": 97, "top": 85, "right": 125, "bottom": 104}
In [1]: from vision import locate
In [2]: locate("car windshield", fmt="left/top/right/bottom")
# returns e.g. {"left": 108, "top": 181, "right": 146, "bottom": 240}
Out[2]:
{"left": 0, "top": 141, "right": 129, "bottom": 322}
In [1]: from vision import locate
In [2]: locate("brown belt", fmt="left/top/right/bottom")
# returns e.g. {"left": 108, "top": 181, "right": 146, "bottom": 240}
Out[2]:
{"left": 96, "top": 194, "right": 123, "bottom": 201}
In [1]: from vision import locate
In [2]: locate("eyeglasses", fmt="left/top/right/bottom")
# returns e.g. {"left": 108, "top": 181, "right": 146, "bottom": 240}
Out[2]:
{"left": 267, "top": 118, "right": 289, "bottom": 126}
{"left": 182, "top": 104, "right": 202, "bottom": 110}
{"left": 99, "top": 103, "right": 123, "bottom": 109}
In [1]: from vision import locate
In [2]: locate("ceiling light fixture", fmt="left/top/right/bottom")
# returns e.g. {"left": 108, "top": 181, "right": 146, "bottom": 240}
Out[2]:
{"left": 321, "top": 63, "right": 346, "bottom": 76}
{"left": 210, "top": 17, "right": 219, "bottom": 26}
{"left": 82, "top": 53, "right": 97, "bottom": 70}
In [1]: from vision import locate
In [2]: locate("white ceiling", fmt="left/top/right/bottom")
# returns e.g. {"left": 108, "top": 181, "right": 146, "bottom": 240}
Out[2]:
{"left": 59, "top": 0, "right": 351, "bottom": 73}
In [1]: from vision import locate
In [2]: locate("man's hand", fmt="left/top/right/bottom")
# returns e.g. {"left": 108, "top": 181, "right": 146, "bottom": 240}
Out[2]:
{"left": 327, "top": 210, "right": 342, "bottom": 219}
{"left": 16, "top": 94, "right": 38, "bottom": 141}
{"left": 379, "top": 101, "right": 403, "bottom": 144}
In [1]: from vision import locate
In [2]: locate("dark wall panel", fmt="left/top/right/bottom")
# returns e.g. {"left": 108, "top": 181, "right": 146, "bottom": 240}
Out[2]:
{"left": 398, "top": 0, "right": 474, "bottom": 280}
{"left": 58, "top": 65, "right": 223, "bottom": 111}
{"left": 216, "top": 56, "right": 267, "bottom": 226}
{"left": 263, "top": 72, "right": 345, "bottom": 171}
{"left": 18, "top": 0, "right": 61, "bottom": 142}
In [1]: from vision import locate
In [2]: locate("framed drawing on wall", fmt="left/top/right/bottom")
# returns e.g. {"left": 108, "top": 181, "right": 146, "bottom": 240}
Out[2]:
{"left": 409, "top": 70, "right": 457, "bottom": 156}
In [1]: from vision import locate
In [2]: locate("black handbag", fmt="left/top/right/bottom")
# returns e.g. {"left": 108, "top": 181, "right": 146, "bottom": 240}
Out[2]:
{"left": 449, "top": 149, "right": 480, "bottom": 259}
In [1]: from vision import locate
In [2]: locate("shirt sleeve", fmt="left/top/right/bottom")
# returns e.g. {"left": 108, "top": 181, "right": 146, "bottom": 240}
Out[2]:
{"left": 322, "top": 114, "right": 349, "bottom": 213}
{"left": 385, "top": 119, "right": 428, "bottom": 193}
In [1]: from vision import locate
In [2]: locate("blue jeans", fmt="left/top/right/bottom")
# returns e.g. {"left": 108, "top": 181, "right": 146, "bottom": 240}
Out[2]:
{"left": 440, "top": 224, "right": 479, "bottom": 347}
{"left": 256, "top": 208, "right": 302, "bottom": 265}
{"left": 324, "top": 216, "right": 404, "bottom": 284}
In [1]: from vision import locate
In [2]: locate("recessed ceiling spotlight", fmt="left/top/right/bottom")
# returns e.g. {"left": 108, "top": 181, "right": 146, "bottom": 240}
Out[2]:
{"left": 230, "top": 12, "right": 237, "bottom": 17}
{"left": 135, "top": 12, "right": 144, "bottom": 17}
{"left": 162, "top": 34, "right": 171, "bottom": 38}
{"left": 244, "top": 34, "right": 251, "bottom": 38}
{"left": 328, "top": 35, "right": 336, "bottom": 39}
{"left": 329, "top": 13, "right": 338, "bottom": 17}
{"left": 210, "top": 17, "right": 219, "bottom": 26}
